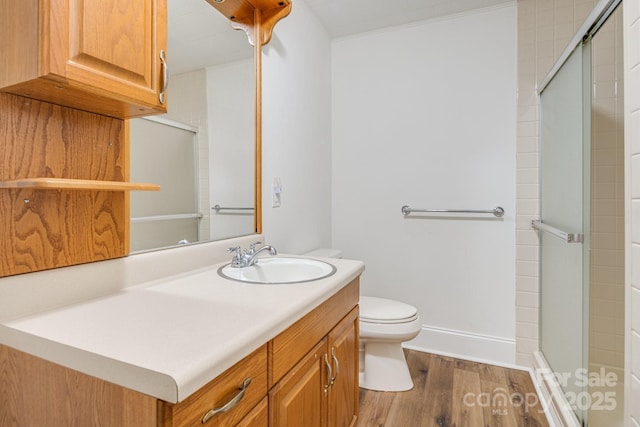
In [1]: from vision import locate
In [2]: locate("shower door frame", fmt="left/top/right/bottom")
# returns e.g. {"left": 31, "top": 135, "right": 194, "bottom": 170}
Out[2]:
{"left": 534, "top": 0, "right": 622, "bottom": 425}
{"left": 538, "top": 40, "right": 591, "bottom": 426}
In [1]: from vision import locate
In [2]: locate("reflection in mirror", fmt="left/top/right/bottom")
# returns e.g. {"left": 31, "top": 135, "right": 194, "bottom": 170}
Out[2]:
{"left": 130, "top": 0, "right": 255, "bottom": 252}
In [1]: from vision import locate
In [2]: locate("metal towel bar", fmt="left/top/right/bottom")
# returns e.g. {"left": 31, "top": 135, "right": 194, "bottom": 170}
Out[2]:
{"left": 213, "top": 205, "right": 254, "bottom": 213}
{"left": 131, "top": 213, "right": 203, "bottom": 223}
{"left": 531, "top": 220, "right": 583, "bottom": 243}
{"left": 401, "top": 205, "right": 505, "bottom": 218}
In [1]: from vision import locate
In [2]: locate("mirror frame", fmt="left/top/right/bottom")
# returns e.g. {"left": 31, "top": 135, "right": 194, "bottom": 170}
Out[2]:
{"left": 205, "top": 0, "right": 293, "bottom": 236}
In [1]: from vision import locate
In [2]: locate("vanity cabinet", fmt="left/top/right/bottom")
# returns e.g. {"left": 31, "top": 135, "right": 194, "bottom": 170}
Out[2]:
{"left": 0, "top": 279, "right": 360, "bottom": 427}
{"left": 270, "top": 338, "right": 328, "bottom": 427}
{"left": 269, "top": 283, "right": 359, "bottom": 427}
{"left": 327, "top": 309, "right": 359, "bottom": 427}
{"left": 269, "top": 309, "right": 359, "bottom": 427}
{"left": 0, "top": 0, "right": 168, "bottom": 118}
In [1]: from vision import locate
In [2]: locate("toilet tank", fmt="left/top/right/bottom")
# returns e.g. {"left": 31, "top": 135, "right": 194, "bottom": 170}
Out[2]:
{"left": 304, "top": 248, "right": 342, "bottom": 259}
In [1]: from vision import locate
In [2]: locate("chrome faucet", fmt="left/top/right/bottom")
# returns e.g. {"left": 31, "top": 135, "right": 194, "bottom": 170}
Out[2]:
{"left": 228, "top": 241, "right": 277, "bottom": 268}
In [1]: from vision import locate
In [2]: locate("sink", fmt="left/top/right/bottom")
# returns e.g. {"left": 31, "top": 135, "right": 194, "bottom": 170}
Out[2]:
{"left": 218, "top": 257, "right": 337, "bottom": 284}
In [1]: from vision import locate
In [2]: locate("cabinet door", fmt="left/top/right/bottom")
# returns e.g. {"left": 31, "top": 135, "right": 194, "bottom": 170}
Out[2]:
{"left": 269, "top": 338, "right": 328, "bottom": 427}
{"left": 327, "top": 308, "right": 359, "bottom": 427}
{"left": 58, "top": 0, "right": 166, "bottom": 112}
{"left": 0, "top": 0, "right": 167, "bottom": 118}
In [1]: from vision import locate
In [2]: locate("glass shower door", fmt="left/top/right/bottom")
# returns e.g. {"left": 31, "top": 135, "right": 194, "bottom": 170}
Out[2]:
{"left": 539, "top": 44, "right": 589, "bottom": 423}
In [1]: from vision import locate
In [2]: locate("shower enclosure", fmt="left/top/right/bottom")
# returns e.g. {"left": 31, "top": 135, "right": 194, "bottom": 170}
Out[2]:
{"left": 537, "top": 1, "right": 624, "bottom": 426}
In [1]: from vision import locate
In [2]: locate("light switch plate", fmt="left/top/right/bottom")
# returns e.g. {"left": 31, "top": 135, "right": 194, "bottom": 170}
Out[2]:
{"left": 272, "top": 177, "right": 282, "bottom": 208}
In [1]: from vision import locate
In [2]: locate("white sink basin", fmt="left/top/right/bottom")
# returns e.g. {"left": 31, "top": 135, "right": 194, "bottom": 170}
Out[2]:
{"left": 218, "top": 257, "right": 336, "bottom": 284}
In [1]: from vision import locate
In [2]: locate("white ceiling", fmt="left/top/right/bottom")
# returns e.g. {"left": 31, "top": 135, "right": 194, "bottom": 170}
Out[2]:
{"left": 304, "top": 0, "right": 514, "bottom": 38}
{"left": 168, "top": 0, "right": 514, "bottom": 74}
{"left": 168, "top": 0, "right": 253, "bottom": 75}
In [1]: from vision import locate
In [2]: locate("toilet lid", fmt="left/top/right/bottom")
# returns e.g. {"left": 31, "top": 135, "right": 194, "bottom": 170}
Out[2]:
{"left": 359, "top": 296, "right": 418, "bottom": 323}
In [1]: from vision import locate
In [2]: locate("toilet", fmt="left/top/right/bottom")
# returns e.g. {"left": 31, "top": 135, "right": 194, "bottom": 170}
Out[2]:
{"left": 304, "top": 248, "right": 422, "bottom": 392}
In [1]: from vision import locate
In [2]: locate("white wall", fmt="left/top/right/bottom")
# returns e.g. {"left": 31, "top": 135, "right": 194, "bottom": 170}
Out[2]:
{"left": 261, "top": 0, "right": 333, "bottom": 254}
{"left": 331, "top": 5, "right": 517, "bottom": 364}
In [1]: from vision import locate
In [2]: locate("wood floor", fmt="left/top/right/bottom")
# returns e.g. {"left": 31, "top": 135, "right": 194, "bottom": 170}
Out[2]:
{"left": 356, "top": 350, "right": 550, "bottom": 427}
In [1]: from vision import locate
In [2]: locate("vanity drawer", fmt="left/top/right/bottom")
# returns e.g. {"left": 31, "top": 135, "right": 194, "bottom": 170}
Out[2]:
{"left": 160, "top": 345, "right": 268, "bottom": 427}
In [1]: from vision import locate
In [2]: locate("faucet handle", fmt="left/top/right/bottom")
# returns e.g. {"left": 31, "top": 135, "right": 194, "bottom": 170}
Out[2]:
{"left": 227, "top": 247, "right": 244, "bottom": 267}
{"left": 249, "top": 241, "right": 262, "bottom": 253}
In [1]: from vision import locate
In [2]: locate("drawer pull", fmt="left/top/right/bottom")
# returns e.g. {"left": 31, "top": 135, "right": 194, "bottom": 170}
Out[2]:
{"left": 159, "top": 50, "right": 169, "bottom": 104}
{"left": 201, "top": 377, "right": 252, "bottom": 424}
{"left": 330, "top": 347, "right": 339, "bottom": 385}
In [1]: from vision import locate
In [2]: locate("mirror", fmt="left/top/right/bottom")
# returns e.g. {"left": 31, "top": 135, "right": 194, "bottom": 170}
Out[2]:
{"left": 129, "top": 0, "right": 256, "bottom": 252}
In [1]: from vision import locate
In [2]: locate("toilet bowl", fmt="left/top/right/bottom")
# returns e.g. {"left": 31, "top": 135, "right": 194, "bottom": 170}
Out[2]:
{"left": 303, "top": 249, "right": 422, "bottom": 392}
{"left": 359, "top": 296, "right": 421, "bottom": 391}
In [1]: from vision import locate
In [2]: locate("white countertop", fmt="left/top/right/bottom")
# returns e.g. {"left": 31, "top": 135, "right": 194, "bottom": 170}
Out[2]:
{"left": 0, "top": 256, "right": 364, "bottom": 403}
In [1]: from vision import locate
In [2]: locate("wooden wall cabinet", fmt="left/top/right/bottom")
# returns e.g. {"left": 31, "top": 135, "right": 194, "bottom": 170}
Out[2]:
{"left": 0, "top": 0, "right": 168, "bottom": 119}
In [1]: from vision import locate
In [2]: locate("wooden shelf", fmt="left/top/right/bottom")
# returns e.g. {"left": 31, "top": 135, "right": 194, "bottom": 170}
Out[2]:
{"left": 204, "top": 0, "right": 292, "bottom": 46}
{"left": 0, "top": 178, "right": 160, "bottom": 191}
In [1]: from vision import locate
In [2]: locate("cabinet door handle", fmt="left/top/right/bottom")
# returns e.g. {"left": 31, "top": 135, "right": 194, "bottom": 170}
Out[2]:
{"left": 201, "top": 377, "right": 252, "bottom": 424}
{"left": 330, "top": 347, "right": 339, "bottom": 385}
{"left": 324, "top": 354, "right": 333, "bottom": 391}
{"left": 159, "top": 50, "right": 169, "bottom": 105}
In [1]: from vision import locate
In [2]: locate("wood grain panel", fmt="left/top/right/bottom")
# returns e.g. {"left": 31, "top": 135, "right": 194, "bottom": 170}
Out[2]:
{"left": 0, "top": 0, "right": 39, "bottom": 87}
{"left": 0, "top": 93, "right": 128, "bottom": 277}
{"left": 269, "top": 338, "right": 327, "bottom": 427}
{"left": 269, "top": 278, "right": 359, "bottom": 386}
{"left": 0, "top": 344, "right": 158, "bottom": 427}
{"left": 0, "top": 94, "right": 125, "bottom": 181}
{"left": 236, "top": 397, "right": 268, "bottom": 427}
{"left": 60, "top": 0, "right": 164, "bottom": 110}
{"left": 70, "top": 0, "right": 149, "bottom": 82}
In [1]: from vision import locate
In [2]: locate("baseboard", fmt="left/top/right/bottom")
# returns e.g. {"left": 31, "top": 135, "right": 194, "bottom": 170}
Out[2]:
{"left": 532, "top": 351, "right": 581, "bottom": 427}
{"left": 403, "top": 325, "right": 516, "bottom": 366}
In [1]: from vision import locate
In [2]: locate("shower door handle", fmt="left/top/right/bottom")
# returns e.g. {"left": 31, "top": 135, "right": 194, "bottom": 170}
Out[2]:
{"left": 531, "top": 220, "right": 583, "bottom": 244}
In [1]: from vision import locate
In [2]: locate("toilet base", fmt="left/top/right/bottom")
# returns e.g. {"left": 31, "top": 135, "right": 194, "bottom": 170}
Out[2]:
{"left": 359, "top": 341, "right": 414, "bottom": 392}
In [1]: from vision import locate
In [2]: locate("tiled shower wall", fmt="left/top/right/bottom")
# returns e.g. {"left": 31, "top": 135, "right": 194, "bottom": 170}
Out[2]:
{"left": 624, "top": 0, "right": 640, "bottom": 423}
{"left": 516, "top": 0, "right": 596, "bottom": 367}
{"left": 590, "top": 6, "right": 625, "bottom": 370}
